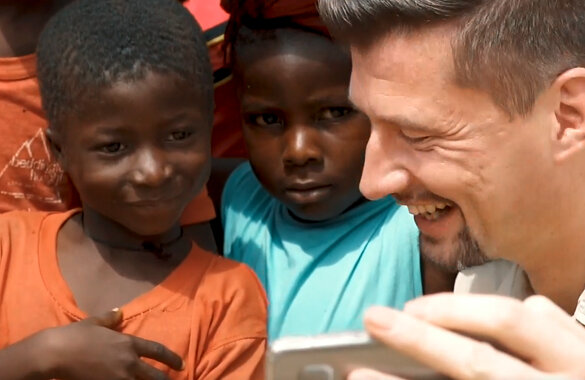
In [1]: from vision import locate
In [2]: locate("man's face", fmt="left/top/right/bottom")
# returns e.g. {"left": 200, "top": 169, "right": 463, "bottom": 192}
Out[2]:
{"left": 350, "top": 26, "right": 555, "bottom": 270}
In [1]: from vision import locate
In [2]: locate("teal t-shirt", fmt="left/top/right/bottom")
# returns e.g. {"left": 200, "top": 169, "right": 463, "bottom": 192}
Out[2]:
{"left": 222, "top": 163, "right": 422, "bottom": 341}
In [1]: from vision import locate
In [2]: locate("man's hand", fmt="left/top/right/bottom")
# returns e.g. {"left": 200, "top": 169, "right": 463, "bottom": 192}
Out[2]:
{"left": 40, "top": 308, "right": 185, "bottom": 380}
{"left": 349, "top": 294, "right": 585, "bottom": 379}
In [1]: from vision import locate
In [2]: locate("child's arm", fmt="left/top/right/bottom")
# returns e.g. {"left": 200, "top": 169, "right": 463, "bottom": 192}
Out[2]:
{"left": 0, "top": 309, "right": 184, "bottom": 380}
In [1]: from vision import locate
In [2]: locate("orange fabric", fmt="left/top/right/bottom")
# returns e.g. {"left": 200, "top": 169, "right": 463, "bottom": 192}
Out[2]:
{"left": 0, "top": 210, "right": 267, "bottom": 379}
{"left": 0, "top": 55, "right": 215, "bottom": 223}
{"left": 180, "top": 187, "right": 216, "bottom": 224}
{"left": 180, "top": 187, "right": 217, "bottom": 224}
{"left": 0, "top": 54, "right": 76, "bottom": 213}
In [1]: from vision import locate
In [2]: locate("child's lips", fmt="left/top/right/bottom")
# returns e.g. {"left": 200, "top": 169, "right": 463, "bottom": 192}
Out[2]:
{"left": 125, "top": 194, "right": 183, "bottom": 209}
{"left": 126, "top": 189, "right": 184, "bottom": 205}
{"left": 285, "top": 179, "right": 331, "bottom": 191}
{"left": 284, "top": 183, "right": 333, "bottom": 203}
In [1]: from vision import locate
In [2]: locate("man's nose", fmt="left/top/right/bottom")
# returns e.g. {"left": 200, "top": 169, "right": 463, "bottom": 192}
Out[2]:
{"left": 130, "top": 147, "right": 172, "bottom": 187}
{"left": 282, "top": 125, "right": 323, "bottom": 167}
{"left": 360, "top": 127, "right": 410, "bottom": 200}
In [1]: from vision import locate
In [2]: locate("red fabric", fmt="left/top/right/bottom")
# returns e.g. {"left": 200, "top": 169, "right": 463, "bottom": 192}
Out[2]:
{"left": 183, "top": 0, "right": 229, "bottom": 30}
{"left": 182, "top": 1, "right": 247, "bottom": 158}
{"left": 211, "top": 79, "right": 247, "bottom": 158}
{"left": 220, "top": 0, "right": 328, "bottom": 35}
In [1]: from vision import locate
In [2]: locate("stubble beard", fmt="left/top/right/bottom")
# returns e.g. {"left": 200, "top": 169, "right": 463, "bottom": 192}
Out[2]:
{"left": 419, "top": 225, "right": 490, "bottom": 273}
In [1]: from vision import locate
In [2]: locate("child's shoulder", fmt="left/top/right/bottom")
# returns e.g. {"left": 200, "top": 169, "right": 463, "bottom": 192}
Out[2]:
{"left": 193, "top": 253, "right": 268, "bottom": 344}
{"left": 0, "top": 209, "right": 73, "bottom": 232}
{"left": 200, "top": 253, "right": 267, "bottom": 304}
{"left": 221, "top": 161, "right": 273, "bottom": 218}
{"left": 223, "top": 161, "right": 259, "bottom": 195}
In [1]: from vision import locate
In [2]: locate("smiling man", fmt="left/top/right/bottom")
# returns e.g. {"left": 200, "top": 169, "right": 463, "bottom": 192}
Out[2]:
{"left": 318, "top": 0, "right": 585, "bottom": 378}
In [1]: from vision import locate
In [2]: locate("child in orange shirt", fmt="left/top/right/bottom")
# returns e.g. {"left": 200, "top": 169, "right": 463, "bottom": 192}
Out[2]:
{"left": 0, "top": 1, "right": 215, "bottom": 226}
{"left": 0, "top": 0, "right": 267, "bottom": 379}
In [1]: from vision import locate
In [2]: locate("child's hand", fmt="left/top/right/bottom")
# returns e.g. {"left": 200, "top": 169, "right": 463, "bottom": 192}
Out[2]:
{"left": 40, "top": 308, "right": 184, "bottom": 380}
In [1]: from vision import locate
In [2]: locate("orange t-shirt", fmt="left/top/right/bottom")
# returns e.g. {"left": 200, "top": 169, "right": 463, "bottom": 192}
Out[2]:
{"left": 0, "top": 55, "right": 215, "bottom": 223}
{"left": 0, "top": 210, "right": 267, "bottom": 379}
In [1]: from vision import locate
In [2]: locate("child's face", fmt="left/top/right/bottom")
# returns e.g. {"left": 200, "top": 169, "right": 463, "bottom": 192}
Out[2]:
{"left": 238, "top": 35, "right": 371, "bottom": 222}
{"left": 53, "top": 71, "right": 211, "bottom": 236}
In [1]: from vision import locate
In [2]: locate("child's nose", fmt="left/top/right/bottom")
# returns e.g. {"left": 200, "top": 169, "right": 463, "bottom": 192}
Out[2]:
{"left": 130, "top": 147, "right": 173, "bottom": 187}
{"left": 282, "top": 125, "right": 323, "bottom": 167}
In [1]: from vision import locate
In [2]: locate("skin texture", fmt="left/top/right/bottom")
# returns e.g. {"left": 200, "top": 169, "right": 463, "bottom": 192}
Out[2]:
{"left": 236, "top": 31, "right": 371, "bottom": 222}
{"left": 346, "top": 24, "right": 585, "bottom": 380}
{"left": 0, "top": 71, "right": 212, "bottom": 379}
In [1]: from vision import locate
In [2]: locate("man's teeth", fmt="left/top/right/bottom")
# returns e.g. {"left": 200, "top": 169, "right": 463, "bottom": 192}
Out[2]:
{"left": 407, "top": 203, "right": 450, "bottom": 220}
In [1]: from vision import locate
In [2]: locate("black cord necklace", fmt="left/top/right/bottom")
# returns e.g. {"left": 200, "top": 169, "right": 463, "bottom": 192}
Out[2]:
{"left": 81, "top": 215, "right": 183, "bottom": 261}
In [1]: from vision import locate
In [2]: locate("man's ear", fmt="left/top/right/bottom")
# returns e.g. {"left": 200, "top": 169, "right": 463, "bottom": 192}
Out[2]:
{"left": 45, "top": 127, "right": 66, "bottom": 167}
{"left": 553, "top": 68, "right": 585, "bottom": 163}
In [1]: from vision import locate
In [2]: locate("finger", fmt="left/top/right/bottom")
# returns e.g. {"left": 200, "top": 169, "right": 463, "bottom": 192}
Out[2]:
{"left": 135, "top": 359, "right": 171, "bottom": 380}
{"left": 132, "top": 336, "right": 184, "bottom": 371}
{"left": 82, "top": 307, "right": 123, "bottom": 328}
{"left": 402, "top": 294, "right": 585, "bottom": 370}
{"left": 347, "top": 368, "right": 403, "bottom": 380}
{"left": 363, "top": 306, "right": 546, "bottom": 379}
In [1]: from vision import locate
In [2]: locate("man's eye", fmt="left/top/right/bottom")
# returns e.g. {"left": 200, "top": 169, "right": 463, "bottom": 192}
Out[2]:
{"left": 251, "top": 114, "right": 283, "bottom": 127}
{"left": 318, "top": 107, "right": 353, "bottom": 121}
{"left": 168, "top": 130, "right": 192, "bottom": 141}
{"left": 100, "top": 142, "right": 126, "bottom": 154}
{"left": 400, "top": 130, "right": 430, "bottom": 144}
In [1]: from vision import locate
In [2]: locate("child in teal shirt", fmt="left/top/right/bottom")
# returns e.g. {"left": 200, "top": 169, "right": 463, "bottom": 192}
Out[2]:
{"left": 220, "top": 0, "right": 438, "bottom": 341}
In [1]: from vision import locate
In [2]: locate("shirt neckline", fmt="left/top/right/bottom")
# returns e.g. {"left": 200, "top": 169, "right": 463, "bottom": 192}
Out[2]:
{"left": 278, "top": 195, "right": 394, "bottom": 228}
{"left": 38, "top": 209, "right": 209, "bottom": 320}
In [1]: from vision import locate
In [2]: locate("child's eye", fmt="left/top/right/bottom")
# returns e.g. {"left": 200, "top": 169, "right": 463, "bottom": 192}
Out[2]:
{"left": 167, "top": 130, "right": 193, "bottom": 141}
{"left": 99, "top": 142, "right": 127, "bottom": 154}
{"left": 317, "top": 107, "right": 354, "bottom": 121}
{"left": 250, "top": 113, "right": 283, "bottom": 127}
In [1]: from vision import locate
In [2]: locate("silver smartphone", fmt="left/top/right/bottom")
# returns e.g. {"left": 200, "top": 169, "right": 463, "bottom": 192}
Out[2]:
{"left": 266, "top": 331, "right": 447, "bottom": 380}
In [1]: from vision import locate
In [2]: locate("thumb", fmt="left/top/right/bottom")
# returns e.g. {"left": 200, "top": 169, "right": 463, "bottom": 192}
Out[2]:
{"left": 83, "top": 307, "right": 123, "bottom": 328}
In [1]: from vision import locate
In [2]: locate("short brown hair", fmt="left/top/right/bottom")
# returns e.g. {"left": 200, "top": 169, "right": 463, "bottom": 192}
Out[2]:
{"left": 319, "top": 0, "right": 585, "bottom": 116}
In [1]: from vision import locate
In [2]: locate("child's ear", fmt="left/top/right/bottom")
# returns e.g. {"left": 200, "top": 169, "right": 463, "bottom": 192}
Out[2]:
{"left": 553, "top": 68, "right": 585, "bottom": 163}
{"left": 45, "top": 127, "right": 66, "bottom": 167}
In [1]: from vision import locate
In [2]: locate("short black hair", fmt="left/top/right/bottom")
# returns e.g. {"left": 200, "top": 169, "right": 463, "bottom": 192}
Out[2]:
{"left": 37, "top": 0, "right": 213, "bottom": 129}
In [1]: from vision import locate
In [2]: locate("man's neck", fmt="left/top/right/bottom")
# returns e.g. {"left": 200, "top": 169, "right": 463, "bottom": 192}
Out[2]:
{"left": 0, "top": 1, "right": 71, "bottom": 58}
{"left": 520, "top": 218, "right": 585, "bottom": 313}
